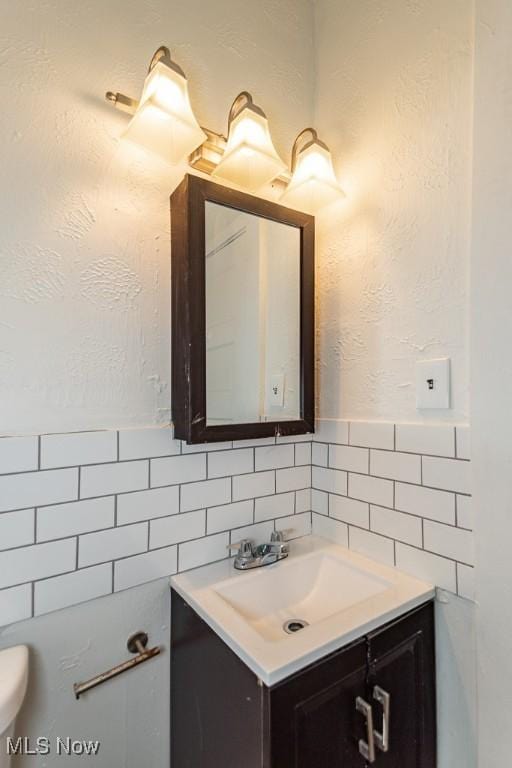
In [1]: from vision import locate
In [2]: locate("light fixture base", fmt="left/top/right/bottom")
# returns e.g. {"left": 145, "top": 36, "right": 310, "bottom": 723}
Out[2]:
{"left": 105, "top": 91, "right": 139, "bottom": 115}
{"left": 188, "top": 128, "right": 227, "bottom": 174}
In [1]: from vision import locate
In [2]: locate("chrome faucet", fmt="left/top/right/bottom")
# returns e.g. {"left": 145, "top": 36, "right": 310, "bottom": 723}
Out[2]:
{"left": 229, "top": 530, "right": 290, "bottom": 570}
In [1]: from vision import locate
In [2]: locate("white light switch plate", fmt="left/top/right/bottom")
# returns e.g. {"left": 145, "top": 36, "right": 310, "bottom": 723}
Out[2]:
{"left": 416, "top": 358, "right": 451, "bottom": 409}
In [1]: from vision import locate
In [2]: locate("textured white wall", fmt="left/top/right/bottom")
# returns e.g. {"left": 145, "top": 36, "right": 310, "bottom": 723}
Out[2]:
{"left": 471, "top": 0, "right": 512, "bottom": 763}
{"left": 313, "top": 0, "right": 473, "bottom": 423}
{"left": 0, "top": 0, "right": 314, "bottom": 435}
{"left": 0, "top": 5, "right": 315, "bottom": 765}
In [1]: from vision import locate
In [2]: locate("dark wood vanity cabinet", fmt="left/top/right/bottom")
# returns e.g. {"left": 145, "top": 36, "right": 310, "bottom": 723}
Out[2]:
{"left": 270, "top": 639, "right": 368, "bottom": 767}
{"left": 365, "top": 606, "right": 436, "bottom": 768}
{"left": 171, "top": 590, "right": 436, "bottom": 768}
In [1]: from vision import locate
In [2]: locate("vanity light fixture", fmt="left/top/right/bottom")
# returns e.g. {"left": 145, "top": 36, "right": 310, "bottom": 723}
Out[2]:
{"left": 280, "top": 128, "right": 345, "bottom": 214}
{"left": 211, "top": 92, "right": 287, "bottom": 191}
{"left": 106, "top": 46, "right": 206, "bottom": 164}
{"left": 106, "top": 52, "right": 345, "bottom": 210}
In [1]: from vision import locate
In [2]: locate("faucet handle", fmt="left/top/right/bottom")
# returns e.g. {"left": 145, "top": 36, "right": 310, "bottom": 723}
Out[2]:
{"left": 271, "top": 529, "right": 293, "bottom": 542}
{"left": 227, "top": 539, "right": 254, "bottom": 557}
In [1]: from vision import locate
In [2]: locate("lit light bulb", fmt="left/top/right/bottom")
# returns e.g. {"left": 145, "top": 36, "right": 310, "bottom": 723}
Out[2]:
{"left": 213, "top": 92, "right": 286, "bottom": 191}
{"left": 281, "top": 129, "right": 345, "bottom": 214}
{"left": 123, "top": 48, "right": 206, "bottom": 165}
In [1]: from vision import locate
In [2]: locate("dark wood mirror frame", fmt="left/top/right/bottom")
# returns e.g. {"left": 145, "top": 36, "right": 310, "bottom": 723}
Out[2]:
{"left": 171, "top": 174, "right": 315, "bottom": 444}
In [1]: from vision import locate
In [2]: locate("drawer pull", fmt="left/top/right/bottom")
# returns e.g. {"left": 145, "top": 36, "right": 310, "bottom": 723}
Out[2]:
{"left": 355, "top": 696, "right": 376, "bottom": 763}
{"left": 373, "top": 685, "right": 391, "bottom": 753}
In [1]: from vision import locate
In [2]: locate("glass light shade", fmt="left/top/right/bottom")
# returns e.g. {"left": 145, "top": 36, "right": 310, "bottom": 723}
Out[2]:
{"left": 281, "top": 141, "right": 345, "bottom": 214}
{"left": 124, "top": 60, "right": 206, "bottom": 164}
{"left": 212, "top": 107, "right": 287, "bottom": 191}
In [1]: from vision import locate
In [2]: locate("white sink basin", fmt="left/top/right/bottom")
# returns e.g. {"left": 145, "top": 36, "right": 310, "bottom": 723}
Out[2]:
{"left": 171, "top": 535, "right": 434, "bottom": 685}
{"left": 214, "top": 550, "right": 389, "bottom": 641}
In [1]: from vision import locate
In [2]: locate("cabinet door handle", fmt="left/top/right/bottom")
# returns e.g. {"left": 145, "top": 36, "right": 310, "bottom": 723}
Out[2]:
{"left": 355, "top": 696, "right": 376, "bottom": 763}
{"left": 373, "top": 686, "right": 391, "bottom": 753}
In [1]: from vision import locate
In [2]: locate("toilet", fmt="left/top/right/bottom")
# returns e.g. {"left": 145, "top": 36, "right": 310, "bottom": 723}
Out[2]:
{"left": 0, "top": 646, "right": 29, "bottom": 768}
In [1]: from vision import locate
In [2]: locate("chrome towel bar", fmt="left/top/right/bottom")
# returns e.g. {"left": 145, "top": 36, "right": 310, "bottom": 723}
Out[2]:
{"left": 73, "top": 631, "right": 161, "bottom": 700}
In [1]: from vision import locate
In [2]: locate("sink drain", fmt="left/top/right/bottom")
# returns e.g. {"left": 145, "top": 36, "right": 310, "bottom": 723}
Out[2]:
{"left": 283, "top": 619, "right": 309, "bottom": 635}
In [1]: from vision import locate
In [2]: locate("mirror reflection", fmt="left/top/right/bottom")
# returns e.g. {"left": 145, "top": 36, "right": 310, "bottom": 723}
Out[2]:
{"left": 205, "top": 201, "right": 301, "bottom": 425}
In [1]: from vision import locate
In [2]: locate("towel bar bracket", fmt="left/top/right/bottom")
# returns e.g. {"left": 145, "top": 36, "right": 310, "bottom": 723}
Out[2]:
{"left": 127, "top": 631, "right": 149, "bottom": 654}
{"left": 73, "top": 630, "right": 161, "bottom": 700}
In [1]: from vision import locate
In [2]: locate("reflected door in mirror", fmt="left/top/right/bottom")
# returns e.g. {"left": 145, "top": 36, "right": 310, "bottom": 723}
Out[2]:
{"left": 205, "top": 202, "right": 300, "bottom": 426}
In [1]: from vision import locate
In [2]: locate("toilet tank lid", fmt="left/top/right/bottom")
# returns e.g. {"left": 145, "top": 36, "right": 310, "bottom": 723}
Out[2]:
{"left": 0, "top": 645, "right": 29, "bottom": 735}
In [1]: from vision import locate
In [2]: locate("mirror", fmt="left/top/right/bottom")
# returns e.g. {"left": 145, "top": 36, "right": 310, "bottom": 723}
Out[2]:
{"left": 171, "top": 175, "right": 314, "bottom": 443}
{"left": 205, "top": 202, "right": 300, "bottom": 426}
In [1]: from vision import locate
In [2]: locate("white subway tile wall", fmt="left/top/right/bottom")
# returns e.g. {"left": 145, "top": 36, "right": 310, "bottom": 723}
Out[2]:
{"left": 80, "top": 461, "right": 148, "bottom": 498}
{"left": 312, "top": 466, "right": 348, "bottom": 495}
{"left": 41, "top": 431, "right": 117, "bottom": 469}
{"left": 329, "top": 444, "right": 368, "bottom": 474}
{"left": 37, "top": 497, "right": 115, "bottom": 541}
{"left": 255, "top": 444, "right": 294, "bottom": 471}
{"left": 0, "top": 509, "right": 34, "bottom": 550}
{"left": 178, "top": 532, "right": 229, "bottom": 571}
{"left": 0, "top": 427, "right": 313, "bottom": 626}
{"left": 114, "top": 546, "right": 178, "bottom": 592}
{"left": 456, "top": 426, "right": 471, "bottom": 460}
{"left": 311, "top": 513, "right": 348, "bottom": 547}
{"left": 206, "top": 500, "right": 254, "bottom": 535}
{"left": 311, "top": 488, "right": 328, "bottom": 515}
{"left": 208, "top": 448, "right": 254, "bottom": 478}
{"left": 370, "top": 450, "right": 422, "bottom": 484}
{"left": 276, "top": 465, "right": 311, "bottom": 493}
{"left": 180, "top": 477, "right": 231, "bottom": 512}
{"left": 0, "top": 421, "right": 473, "bottom": 626}
{"left": 312, "top": 419, "right": 473, "bottom": 603}
{"left": 255, "top": 492, "right": 295, "bottom": 522}
{"left": 149, "top": 509, "right": 205, "bottom": 549}
{"left": 330, "top": 495, "right": 369, "bottom": 529}
{"left": 34, "top": 564, "right": 112, "bottom": 616}
{"left": 0, "top": 584, "right": 32, "bottom": 625}
{"left": 349, "top": 421, "right": 394, "bottom": 450}
{"left": 349, "top": 526, "right": 395, "bottom": 567}
{"left": 0, "top": 437, "right": 38, "bottom": 474}
{"left": 295, "top": 488, "right": 312, "bottom": 513}
{"left": 395, "top": 424, "right": 455, "bottom": 458}
{"left": 0, "top": 468, "right": 78, "bottom": 513}
{"left": 118, "top": 428, "right": 181, "bottom": 460}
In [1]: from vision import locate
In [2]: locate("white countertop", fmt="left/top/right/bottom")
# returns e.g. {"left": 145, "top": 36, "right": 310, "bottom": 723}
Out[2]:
{"left": 171, "top": 535, "right": 434, "bottom": 686}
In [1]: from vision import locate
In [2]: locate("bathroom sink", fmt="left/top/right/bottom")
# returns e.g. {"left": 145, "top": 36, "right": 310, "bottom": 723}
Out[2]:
{"left": 213, "top": 551, "right": 389, "bottom": 641}
{"left": 171, "top": 535, "right": 434, "bottom": 685}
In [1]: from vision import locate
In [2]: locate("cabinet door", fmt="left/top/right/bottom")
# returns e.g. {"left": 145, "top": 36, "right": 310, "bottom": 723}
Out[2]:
{"left": 367, "top": 602, "right": 436, "bottom": 768}
{"left": 270, "top": 640, "right": 368, "bottom": 768}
